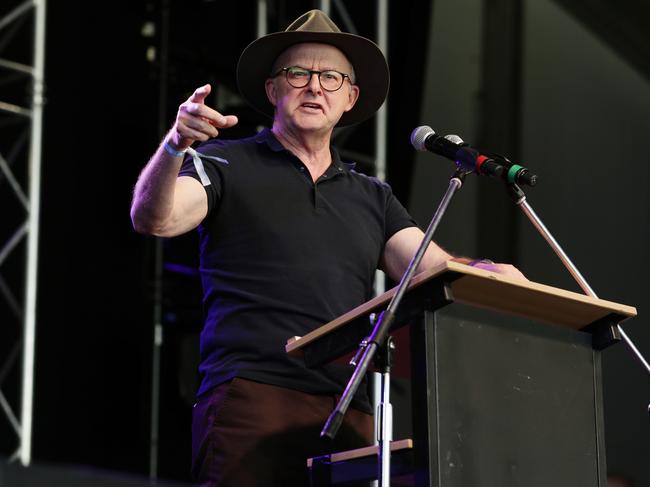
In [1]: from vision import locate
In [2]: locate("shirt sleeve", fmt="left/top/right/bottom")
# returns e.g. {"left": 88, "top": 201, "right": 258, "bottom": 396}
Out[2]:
{"left": 178, "top": 140, "right": 230, "bottom": 215}
{"left": 382, "top": 182, "right": 418, "bottom": 242}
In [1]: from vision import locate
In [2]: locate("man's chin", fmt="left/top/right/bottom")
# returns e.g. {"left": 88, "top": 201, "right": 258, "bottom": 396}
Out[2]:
{"left": 292, "top": 119, "right": 333, "bottom": 134}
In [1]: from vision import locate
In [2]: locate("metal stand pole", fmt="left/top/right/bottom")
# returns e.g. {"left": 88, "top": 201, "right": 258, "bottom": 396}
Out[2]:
{"left": 508, "top": 184, "right": 650, "bottom": 376}
{"left": 148, "top": 1, "right": 172, "bottom": 479}
{"left": 322, "top": 170, "right": 469, "bottom": 486}
{"left": 375, "top": 337, "right": 394, "bottom": 487}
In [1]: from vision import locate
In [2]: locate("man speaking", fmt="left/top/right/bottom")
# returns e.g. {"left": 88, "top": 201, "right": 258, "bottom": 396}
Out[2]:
{"left": 130, "top": 9, "right": 523, "bottom": 486}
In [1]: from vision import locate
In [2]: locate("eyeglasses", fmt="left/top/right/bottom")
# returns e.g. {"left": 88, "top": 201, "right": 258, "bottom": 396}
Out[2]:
{"left": 272, "top": 66, "right": 351, "bottom": 92}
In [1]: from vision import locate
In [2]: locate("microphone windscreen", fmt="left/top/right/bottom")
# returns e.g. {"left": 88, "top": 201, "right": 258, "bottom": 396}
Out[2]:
{"left": 410, "top": 126, "right": 434, "bottom": 151}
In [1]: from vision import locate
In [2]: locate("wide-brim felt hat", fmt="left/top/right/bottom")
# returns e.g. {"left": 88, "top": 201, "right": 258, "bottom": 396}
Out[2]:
{"left": 236, "top": 9, "right": 389, "bottom": 127}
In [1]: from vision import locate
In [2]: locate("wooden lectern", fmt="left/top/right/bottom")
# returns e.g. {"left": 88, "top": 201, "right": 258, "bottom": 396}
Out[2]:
{"left": 286, "top": 261, "right": 637, "bottom": 487}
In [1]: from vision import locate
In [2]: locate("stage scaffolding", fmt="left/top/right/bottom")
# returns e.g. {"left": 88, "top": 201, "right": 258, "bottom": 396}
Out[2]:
{"left": 0, "top": 0, "right": 46, "bottom": 467}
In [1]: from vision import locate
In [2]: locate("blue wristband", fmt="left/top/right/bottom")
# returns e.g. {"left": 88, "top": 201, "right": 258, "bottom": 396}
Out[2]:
{"left": 163, "top": 141, "right": 186, "bottom": 158}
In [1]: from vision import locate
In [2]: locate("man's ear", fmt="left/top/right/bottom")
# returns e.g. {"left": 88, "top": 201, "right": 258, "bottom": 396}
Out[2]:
{"left": 344, "top": 84, "right": 360, "bottom": 113}
{"left": 265, "top": 79, "right": 277, "bottom": 106}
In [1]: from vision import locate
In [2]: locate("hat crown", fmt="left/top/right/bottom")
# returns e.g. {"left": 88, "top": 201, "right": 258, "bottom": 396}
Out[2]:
{"left": 285, "top": 9, "right": 341, "bottom": 34}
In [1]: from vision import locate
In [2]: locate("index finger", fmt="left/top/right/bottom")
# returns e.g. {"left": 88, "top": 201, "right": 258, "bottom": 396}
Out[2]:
{"left": 198, "top": 106, "right": 238, "bottom": 128}
{"left": 188, "top": 84, "right": 211, "bottom": 104}
{"left": 186, "top": 103, "right": 228, "bottom": 125}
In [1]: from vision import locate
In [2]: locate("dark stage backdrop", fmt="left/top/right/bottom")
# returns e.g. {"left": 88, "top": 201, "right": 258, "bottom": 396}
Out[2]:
{"left": 32, "top": 0, "right": 159, "bottom": 475}
{"left": 4, "top": 0, "right": 647, "bottom": 484}
{"left": 411, "top": 0, "right": 650, "bottom": 485}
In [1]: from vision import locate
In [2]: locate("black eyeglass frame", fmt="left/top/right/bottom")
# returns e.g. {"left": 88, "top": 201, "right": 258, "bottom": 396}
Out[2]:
{"left": 272, "top": 66, "right": 352, "bottom": 92}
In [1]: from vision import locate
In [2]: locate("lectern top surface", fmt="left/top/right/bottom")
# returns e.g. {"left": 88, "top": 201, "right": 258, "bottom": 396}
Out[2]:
{"left": 286, "top": 260, "right": 637, "bottom": 354}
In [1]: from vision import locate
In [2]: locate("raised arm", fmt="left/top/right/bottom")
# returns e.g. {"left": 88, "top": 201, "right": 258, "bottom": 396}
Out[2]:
{"left": 381, "top": 226, "right": 527, "bottom": 282}
{"left": 130, "top": 84, "right": 238, "bottom": 237}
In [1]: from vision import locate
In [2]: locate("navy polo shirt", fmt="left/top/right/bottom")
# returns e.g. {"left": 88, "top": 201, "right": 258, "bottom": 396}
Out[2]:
{"left": 179, "top": 128, "right": 416, "bottom": 412}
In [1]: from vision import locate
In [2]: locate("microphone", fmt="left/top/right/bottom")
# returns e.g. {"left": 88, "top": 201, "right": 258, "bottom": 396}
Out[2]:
{"left": 410, "top": 127, "right": 466, "bottom": 161}
{"left": 487, "top": 154, "right": 538, "bottom": 187}
{"left": 410, "top": 126, "right": 537, "bottom": 186}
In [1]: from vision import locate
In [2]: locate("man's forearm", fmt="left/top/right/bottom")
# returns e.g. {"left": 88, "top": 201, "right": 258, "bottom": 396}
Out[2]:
{"left": 130, "top": 135, "right": 184, "bottom": 234}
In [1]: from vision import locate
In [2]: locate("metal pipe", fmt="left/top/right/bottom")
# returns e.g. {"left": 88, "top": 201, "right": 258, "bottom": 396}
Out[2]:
{"left": 0, "top": 0, "right": 32, "bottom": 33}
{"left": 0, "top": 58, "right": 34, "bottom": 75}
{"left": 318, "top": 0, "right": 331, "bottom": 16}
{"left": 20, "top": 0, "right": 46, "bottom": 467}
{"left": 0, "top": 390, "right": 20, "bottom": 435}
{"left": 378, "top": 371, "right": 392, "bottom": 487}
{"left": 373, "top": 0, "right": 389, "bottom": 299}
{"left": 0, "top": 101, "right": 31, "bottom": 117}
{"left": 332, "top": 0, "right": 357, "bottom": 34}
{"left": 516, "top": 193, "right": 650, "bottom": 376}
{"left": 517, "top": 197, "right": 596, "bottom": 296}
{"left": 257, "top": 0, "right": 267, "bottom": 37}
{"left": 0, "top": 224, "right": 28, "bottom": 266}
{"left": 0, "top": 153, "right": 30, "bottom": 209}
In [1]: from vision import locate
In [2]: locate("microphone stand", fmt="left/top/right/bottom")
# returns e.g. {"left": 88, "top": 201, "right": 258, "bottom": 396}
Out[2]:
{"left": 321, "top": 168, "right": 470, "bottom": 487}
{"left": 507, "top": 183, "right": 650, "bottom": 377}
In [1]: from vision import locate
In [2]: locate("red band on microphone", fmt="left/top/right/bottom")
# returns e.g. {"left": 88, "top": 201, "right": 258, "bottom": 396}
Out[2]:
{"left": 476, "top": 154, "right": 489, "bottom": 174}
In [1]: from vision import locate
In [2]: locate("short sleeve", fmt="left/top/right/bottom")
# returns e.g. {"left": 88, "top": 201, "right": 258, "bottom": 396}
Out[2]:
{"left": 382, "top": 183, "right": 418, "bottom": 242}
{"left": 178, "top": 141, "right": 230, "bottom": 215}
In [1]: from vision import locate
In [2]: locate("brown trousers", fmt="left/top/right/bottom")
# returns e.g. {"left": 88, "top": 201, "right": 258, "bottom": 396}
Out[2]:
{"left": 191, "top": 377, "right": 374, "bottom": 487}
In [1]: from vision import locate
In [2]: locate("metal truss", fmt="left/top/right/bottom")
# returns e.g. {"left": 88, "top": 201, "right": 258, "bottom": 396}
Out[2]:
{"left": 0, "top": 0, "right": 46, "bottom": 467}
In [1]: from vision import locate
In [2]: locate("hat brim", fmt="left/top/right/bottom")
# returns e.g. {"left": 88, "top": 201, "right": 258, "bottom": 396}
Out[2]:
{"left": 236, "top": 31, "right": 389, "bottom": 127}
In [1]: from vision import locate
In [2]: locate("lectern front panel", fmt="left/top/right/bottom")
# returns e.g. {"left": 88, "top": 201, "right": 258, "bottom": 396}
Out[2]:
{"left": 411, "top": 304, "right": 605, "bottom": 487}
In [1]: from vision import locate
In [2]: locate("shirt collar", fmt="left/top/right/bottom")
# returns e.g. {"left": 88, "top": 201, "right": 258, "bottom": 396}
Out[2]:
{"left": 254, "top": 127, "right": 285, "bottom": 152}
{"left": 255, "top": 128, "right": 356, "bottom": 173}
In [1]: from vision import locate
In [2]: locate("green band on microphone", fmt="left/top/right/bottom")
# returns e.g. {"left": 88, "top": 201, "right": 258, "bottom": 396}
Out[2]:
{"left": 507, "top": 164, "right": 523, "bottom": 183}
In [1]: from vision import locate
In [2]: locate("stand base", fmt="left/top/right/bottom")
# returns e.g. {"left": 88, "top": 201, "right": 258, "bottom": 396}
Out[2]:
{"left": 308, "top": 439, "right": 414, "bottom": 486}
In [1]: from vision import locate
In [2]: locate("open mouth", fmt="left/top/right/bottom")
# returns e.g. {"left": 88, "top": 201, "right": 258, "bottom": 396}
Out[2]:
{"left": 300, "top": 103, "right": 323, "bottom": 112}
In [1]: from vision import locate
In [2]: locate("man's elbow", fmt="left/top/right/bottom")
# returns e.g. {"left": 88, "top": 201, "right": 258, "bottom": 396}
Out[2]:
{"left": 130, "top": 205, "right": 165, "bottom": 237}
{"left": 132, "top": 207, "right": 188, "bottom": 238}
{"left": 131, "top": 212, "right": 152, "bottom": 236}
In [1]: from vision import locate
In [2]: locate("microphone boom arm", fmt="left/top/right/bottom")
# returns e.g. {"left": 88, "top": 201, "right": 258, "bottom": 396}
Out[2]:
{"left": 508, "top": 183, "right": 650, "bottom": 377}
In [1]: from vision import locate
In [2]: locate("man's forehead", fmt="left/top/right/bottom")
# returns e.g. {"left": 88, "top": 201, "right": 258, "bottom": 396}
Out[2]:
{"left": 277, "top": 42, "right": 352, "bottom": 68}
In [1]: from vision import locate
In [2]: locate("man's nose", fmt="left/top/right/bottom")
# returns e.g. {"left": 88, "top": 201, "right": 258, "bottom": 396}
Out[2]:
{"left": 306, "top": 72, "right": 322, "bottom": 93}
